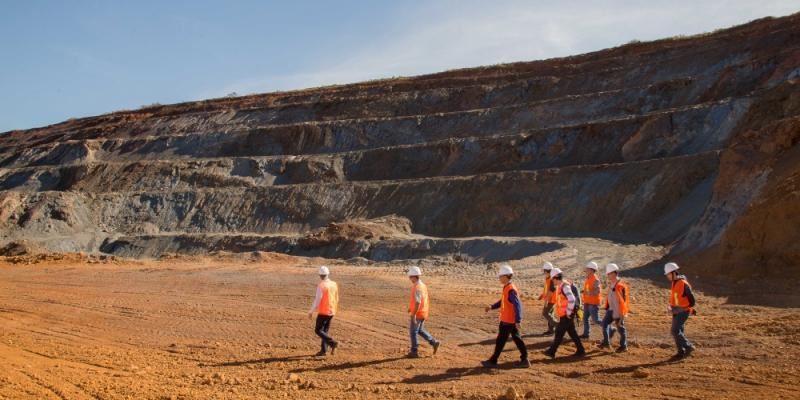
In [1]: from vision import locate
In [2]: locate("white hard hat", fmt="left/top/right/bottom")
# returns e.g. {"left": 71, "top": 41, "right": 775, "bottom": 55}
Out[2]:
{"left": 606, "top": 263, "right": 620, "bottom": 274}
{"left": 542, "top": 261, "right": 553, "bottom": 271}
{"left": 498, "top": 264, "right": 514, "bottom": 277}
{"left": 664, "top": 262, "right": 680, "bottom": 275}
{"left": 550, "top": 268, "right": 563, "bottom": 278}
{"left": 407, "top": 266, "right": 422, "bottom": 277}
{"left": 318, "top": 266, "right": 330, "bottom": 275}
{"left": 585, "top": 261, "right": 599, "bottom": 271}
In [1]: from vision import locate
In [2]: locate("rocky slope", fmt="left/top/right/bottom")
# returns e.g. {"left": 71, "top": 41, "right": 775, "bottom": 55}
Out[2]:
{"left": 1, "top": 14, "right": 799, "bottom": 273}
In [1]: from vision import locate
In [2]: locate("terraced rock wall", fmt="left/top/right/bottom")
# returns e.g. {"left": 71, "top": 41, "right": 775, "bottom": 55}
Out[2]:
{"left": 1, "top": 14, "right": 799, "bottom": 270}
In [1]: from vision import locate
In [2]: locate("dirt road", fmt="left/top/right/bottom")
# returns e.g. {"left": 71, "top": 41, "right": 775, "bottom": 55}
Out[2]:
{"left": 1, "top": 247, "right": 798, "bottom": 399}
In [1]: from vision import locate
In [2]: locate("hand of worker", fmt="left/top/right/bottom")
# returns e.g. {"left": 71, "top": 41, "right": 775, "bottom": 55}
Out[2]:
{"left": 308, "top": 311, "right": 313, "bottom": 320}
{"left": 484, "top": 305, "right": 491, "bottom": 312}
{"left": 515, "top": 323, "right": 521, "bottom": 333}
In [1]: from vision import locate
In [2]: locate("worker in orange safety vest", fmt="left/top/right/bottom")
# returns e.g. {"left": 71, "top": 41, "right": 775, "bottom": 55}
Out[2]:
{"left": 664, "top": 262, "right": 696, "bottom": 360}
{"left": 543, "top": 268, "right": 586, "bottom": 358}
{"left": 539, "top": 261, "right": 558, "bottom": 335}
{"left": 598, "top": 263, "right": 630, "bottom": 353}
{"left": 308, "top": 265, "right": 339, "bottom": 356}
{"left": 481, "top": 264, "right": 530, "bottom": 368}
{"left": 407, "top": 266, "right": 440, "bottom": 358}
{"left": 580, "top": 261, "right": 602, "bottom": 338}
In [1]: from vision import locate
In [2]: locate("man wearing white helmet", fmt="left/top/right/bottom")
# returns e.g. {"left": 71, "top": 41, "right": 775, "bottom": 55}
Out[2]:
{"left": 407, "top": 266, "right": 440, "bottom": 358}
{"left": 539, "top": 261, "right": 558, "bottom": 336}
{"left": 580, "top": 261, "right": 602, "bottom": 339}
{"left": 598, "top": 263, "right": 630, "bottom": 353}
{"left": 543, "top": 268, "right": 586, "bottom": 358}
{"left": 664, "top": 262, "right": 696, "bottom": 360}
{"left": 308, "top": 266, "right": 339, "bottom": 356}
{"left": 481, "top": 264, "right": 530, "bottom": 368}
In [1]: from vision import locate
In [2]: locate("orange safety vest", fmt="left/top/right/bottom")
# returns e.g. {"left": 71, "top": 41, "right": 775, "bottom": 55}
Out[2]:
{"left": 409, "top": 281, "right": 430, "bottom": 320}
{"left": 582, "top": 273, "right": 601, "bottom": 305}
{"left": 547, "top": 277, "right": 556, "bottom": 305}
{"left": 670, "top": 278, "right": 692, "bottom": 311}
{"left": 500, "top": 283, "right": 520, "bottom": 324}
{"left": 317, "top": 280, "right": 339, "bottom": 316}
{"left": 554, "top": 281, "right": 572, "bottom": 318}
{"left": 603, "top": 280, "right": 630, "bottom": 317}
{"left": 542, "top": 276, "right": 552, "bottom": 303}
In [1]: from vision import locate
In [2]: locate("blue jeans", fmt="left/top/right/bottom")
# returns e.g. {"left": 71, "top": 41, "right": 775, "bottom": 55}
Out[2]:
{"left": 582, "top": 304, "right": 601, "bottom": 336}
{"left": 601, "top": 309, "right": 627, "bottom": 348}
{"left": 671, "top": 311, "right": 692, "bottom": 352}
{"left": 409, "top": 318, "right": 436, "bottom": 353}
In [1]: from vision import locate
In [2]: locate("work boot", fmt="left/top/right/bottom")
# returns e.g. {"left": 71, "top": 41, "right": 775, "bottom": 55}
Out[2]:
{"left": 597, "top": 342, "right": 611, "bottom": 350}
{"left": 615, "top": 346, "right": 628, "bottom": 353}
{"left": 406, "top": 351, "right": 420, "bottom": 358}
{"left": 683, "top": 346, "right": 695, "bottom": 357}
{"left": 481, "top": 360, "right": 499, "bottom": 369}
{"left": 314, "top": 351, "right": 326, "bottom": 357}
{"left": 517, "top": 359, "right": 531, "bottom": 368}
{"left": 329, "top": 341, "right": 338, "bottom": 355}
{"left": 574, "top": 349, "right": 587, "bottom": 357}
{"left": 432, "top": 341, "right": 440, "bottom": 355}
{"left": 541, "top": 330, "right": 554, "bottom": 336}
{"left": 542, "top": 349, "right": 556, "bottom": 359}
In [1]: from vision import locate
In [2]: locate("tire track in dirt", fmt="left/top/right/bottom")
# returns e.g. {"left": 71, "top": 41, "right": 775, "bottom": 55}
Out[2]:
{"left": 1, "top": 254, "right": 799, "bottom": 399}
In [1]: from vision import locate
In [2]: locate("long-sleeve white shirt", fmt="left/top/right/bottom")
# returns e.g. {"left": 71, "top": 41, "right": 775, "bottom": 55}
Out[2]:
{"left": 560, "top": 282, "right": 576, "bottom": 316}
{"left": 607, "top": 280, "right": 621, "bottom": 318}
{"left": 308, "top": 278, "right": 329, "bottom": 314}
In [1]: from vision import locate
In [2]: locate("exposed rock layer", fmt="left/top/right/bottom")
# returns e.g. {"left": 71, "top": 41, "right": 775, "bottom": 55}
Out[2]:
{"left": 1, "top": 14, "right": 799, "bottom": 272}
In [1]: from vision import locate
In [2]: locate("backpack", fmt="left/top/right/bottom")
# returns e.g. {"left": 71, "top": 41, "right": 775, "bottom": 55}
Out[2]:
{"left": 569, "top": 282, "right": 583, "bottom": 320}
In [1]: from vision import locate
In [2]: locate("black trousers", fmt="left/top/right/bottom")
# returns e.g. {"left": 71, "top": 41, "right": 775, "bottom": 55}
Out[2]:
{"left": 315, "top": 314, "right": 336, "bottom": 352}
{"left": 547, "top": 316, "right": 585, "bottom": 354}
{"left": 490, "top": 322, "right": 528, "bottom": 362}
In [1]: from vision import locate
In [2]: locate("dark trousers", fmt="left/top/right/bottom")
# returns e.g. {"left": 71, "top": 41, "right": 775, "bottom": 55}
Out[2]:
{"left": 490, "top": 322, "right": 528, "bottom": 362}
{"left": 315, "top": 314, "right": 336, "bottom": 353}
{"left": 547, "top": 316, "right": 585, "bottom": 355}
{"left": 671, "top": 311, "right": 692, "bottom": 353}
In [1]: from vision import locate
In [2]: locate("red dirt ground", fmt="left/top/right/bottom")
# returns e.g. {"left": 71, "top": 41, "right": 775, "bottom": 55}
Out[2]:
{"left": 1, "top": 251, "right": 798, "bottom": 399}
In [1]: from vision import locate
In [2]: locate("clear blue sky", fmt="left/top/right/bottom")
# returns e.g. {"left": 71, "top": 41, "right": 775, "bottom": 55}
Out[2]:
{"left": 1, "top": 0, "right": 798, "bottom": 133}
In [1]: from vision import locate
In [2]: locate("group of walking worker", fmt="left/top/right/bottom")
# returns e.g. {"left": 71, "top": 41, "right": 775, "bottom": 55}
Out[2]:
{"left": 305, "top": 260, "right": 697, "bottom": 365}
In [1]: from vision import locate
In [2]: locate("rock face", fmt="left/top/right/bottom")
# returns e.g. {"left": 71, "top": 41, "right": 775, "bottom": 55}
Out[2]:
{"left": 1, "top": 15, "right": 799, "bottom": 271}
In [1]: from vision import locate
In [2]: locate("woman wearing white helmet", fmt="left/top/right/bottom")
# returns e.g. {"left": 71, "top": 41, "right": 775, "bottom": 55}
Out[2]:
{"left": 539, "top": 261, "right": 558, "bottom": 336}
{"left": 308, "top": 266, "right": 339, "bottom": 356}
